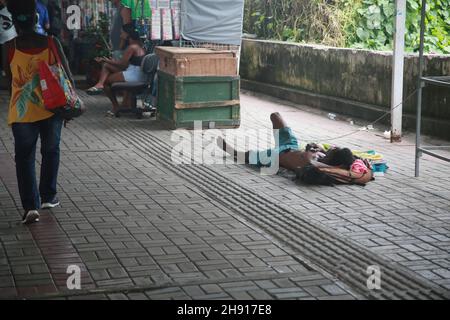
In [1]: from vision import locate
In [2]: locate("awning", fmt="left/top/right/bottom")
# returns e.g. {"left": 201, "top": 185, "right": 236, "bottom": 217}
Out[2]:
{"left": 180, "top": 0, "right": 245, "bottom": 46}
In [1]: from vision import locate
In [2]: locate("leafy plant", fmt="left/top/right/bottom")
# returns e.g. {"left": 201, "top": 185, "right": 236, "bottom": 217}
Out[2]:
{"left": 243, "top": 0, "right": 450, "bottom": 54}
{"left": 244, "top": 0, "right": 347, "bottom": 46}
{"left": 84, "top": 12, "right": 111, "bottom": 59}
{"left": 346, "top": 0, "right": 450, "bottom": 53}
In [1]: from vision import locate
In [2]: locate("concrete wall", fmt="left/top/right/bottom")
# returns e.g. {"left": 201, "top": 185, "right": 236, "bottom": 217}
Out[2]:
{"left": 240, "top": 39, "right": 450, "bottom": 140}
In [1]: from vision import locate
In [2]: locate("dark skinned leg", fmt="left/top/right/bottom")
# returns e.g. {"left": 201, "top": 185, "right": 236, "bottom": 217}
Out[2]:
{"left": 270, "top": 112, "right": 288, "bottom": 129}
{"left": 217, "top": 113, "right": 289, "bottom": 165}
{"left": 217, "top": 113, "right": 288, "bottom": 165}
{"left": 216, "top": 136, "right": 250, "bottom": 164}
{"left": 104, "top": 72, "right": 126, "bottom": 113}
{"left": 270, "top": 112, "right": 295, "bottom": 168}
{"left": 121, "top": 92, "right": 133, "bottom": 109}
{"left": 94, "top": 63, "right": 122, "bottom": 89}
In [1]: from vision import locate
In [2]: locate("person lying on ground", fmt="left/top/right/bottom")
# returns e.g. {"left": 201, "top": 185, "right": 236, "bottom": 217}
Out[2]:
{"left": 86, "top": 30, "right": 145, "bottom": 115}
{"left": 217, "top": 112, "right": 373, "bottom": 186}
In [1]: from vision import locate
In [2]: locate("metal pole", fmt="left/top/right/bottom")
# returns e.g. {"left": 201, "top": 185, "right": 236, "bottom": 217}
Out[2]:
{"left": 391, "top": 0, "right": 407, "bottom": 142}
{"left": 415, "top": 0, "right": 427, "bottom": 177}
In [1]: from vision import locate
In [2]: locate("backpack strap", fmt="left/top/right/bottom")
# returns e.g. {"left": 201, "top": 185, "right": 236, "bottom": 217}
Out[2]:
{"left": 47, "top": 36, "right": 62, "bottom": 65}
{"left": 7, "top": 39, "right": 16, "bottom": 64}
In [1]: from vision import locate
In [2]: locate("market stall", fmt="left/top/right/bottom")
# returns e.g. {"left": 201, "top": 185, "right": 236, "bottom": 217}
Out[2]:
{"left": 57, "top": 0, "right": 245, "bottom": 126}
{"left": 55, "top": 0, "right": 244, "bottom": 56}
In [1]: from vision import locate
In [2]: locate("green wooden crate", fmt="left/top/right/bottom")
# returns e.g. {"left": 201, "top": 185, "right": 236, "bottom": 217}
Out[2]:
{"left": 157, "top": 71, "right": 241, "bottom": 129}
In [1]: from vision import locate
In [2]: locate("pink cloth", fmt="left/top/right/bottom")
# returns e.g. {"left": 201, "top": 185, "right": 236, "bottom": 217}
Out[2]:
{"left": 351, "top": 159, "right": 369, "bottom": 174}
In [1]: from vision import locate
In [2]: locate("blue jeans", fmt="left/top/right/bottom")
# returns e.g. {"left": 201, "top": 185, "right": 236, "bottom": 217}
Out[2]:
{"left": 12, "top": 115, "right": 63, "bottom": 211}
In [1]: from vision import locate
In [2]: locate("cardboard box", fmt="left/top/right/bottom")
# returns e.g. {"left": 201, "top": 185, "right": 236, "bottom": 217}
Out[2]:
{"left": 155, "top": 47, "right": 238, "bottom": 76}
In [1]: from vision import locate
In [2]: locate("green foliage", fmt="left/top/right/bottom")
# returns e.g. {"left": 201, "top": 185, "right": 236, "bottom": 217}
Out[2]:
{"left": 346, "top": 0, "right": 450, "bottom": 53}
{"left": 84, "top": 12, "right": 111, "bottom": 59}
{"left": 244, "top": 0, "right": 346, "bottom": 46}
{"left": 243, "top": 0, "right": 450, "bottom": 53}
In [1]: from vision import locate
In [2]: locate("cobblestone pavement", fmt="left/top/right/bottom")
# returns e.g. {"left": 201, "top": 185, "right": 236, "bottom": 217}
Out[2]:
{"left": 0, "top": 89, "right": 448, "bottom": 300}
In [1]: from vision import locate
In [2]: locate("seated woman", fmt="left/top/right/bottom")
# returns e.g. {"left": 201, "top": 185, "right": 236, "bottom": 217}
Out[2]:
{"left": 218, "top": 112, "right": 373, "bottom": 186}
{"left": 86, "top": 30, "right": 146, "bottom": 115}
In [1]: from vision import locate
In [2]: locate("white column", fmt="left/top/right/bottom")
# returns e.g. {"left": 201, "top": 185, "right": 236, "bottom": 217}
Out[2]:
{"left": 391, "top": 0, "right": 407, "bottom": 142}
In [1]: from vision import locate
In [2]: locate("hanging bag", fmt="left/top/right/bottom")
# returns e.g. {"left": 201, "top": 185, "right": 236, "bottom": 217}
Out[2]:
{"left": 39, "top": 36, "right": 86, "bottom": 120}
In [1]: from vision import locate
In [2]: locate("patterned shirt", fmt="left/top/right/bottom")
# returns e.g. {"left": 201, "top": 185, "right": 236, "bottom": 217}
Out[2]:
{"left": 8, "top": 39, "right": 56, "bottom": 125}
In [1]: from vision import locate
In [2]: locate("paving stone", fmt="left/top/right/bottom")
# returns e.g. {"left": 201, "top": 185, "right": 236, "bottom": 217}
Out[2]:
{"left": 248, "top": 289, "right": 274, "bottom": 300}
{"left": 200, "top": 284, "right": 223, "bottom": 294}
{"left": 0, "top": 91, "right": 448, "bottom": 300}
{"left": 107, "top": 293, "right": 129, "bottom": 300}
{"left": 273, "top": 291, "right": 310, "bottom": 299}
{"left": 302, "top": 285, "right": 328, "bottom": 297}
{"left": 320, "top": 284, "right": 348, "bottom": 296}
{"left": 255, "top": 280, "right": 278, "bottom": 290}
{"left": 317, "top": 295, "right": 356, "bottom": 300}
{"left": 118, "top": 292, "right": 146, "bottom": 300}
{"left": 182, "top": 285, "right": 205, "bottom": 297}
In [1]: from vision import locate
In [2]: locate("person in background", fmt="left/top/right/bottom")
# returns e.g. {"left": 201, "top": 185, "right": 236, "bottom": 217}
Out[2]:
{"left": 110, "top": 0, "right": 126, "bottom": 60}
{"left": 2, "top": 0, "right": 73, "bottom": 224}
{"left": 118, "top": 0, "right": 132, "bottom": 51}
{"left": 47, "top": 0, "right": 62, "bottom": 37}
{"left": 0, "top": 0, "right": 18, "bottom": 75}
{"left": 86, "top": 30, "right": 146, "bottom": 115}
{"left": 119, "top": 0, "right": 151, "bottom": 47}
{"left": 0, "top": 0, "right": 17, "bottom": 44}
{"left": 108, "top": 0, "right": 133, "bottom": 109}
{"left": 35, "top": 0, "right": 50, "bottom": 35}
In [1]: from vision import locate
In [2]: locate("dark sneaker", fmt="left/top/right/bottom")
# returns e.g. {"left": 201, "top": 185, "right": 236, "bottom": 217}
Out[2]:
{"left": 22, "top": 210, "right": 40, "bottom": 224}
{"left": 41, "top": 197, "right": 60, "bottom": 209}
